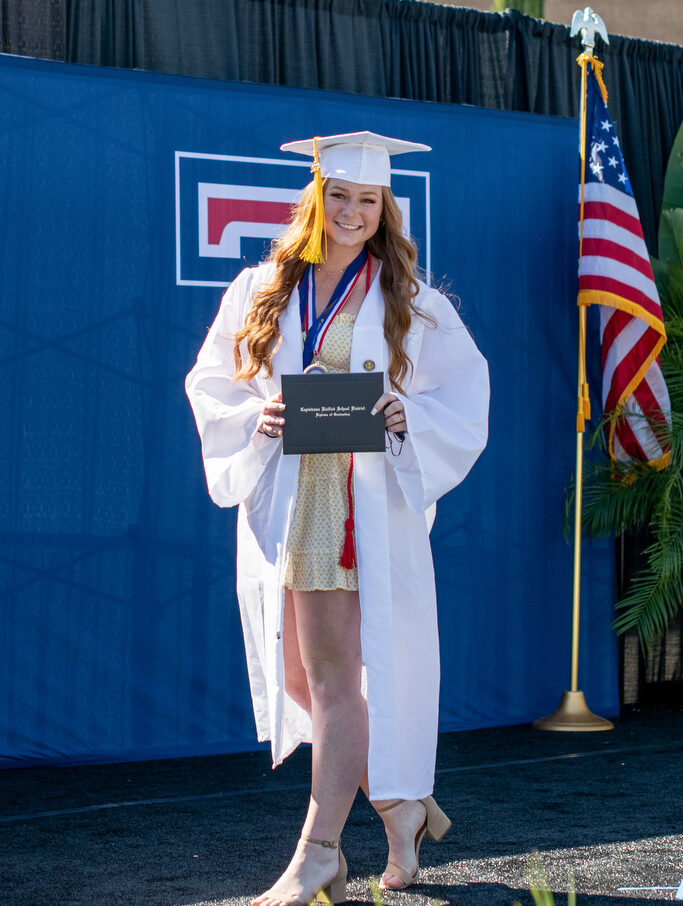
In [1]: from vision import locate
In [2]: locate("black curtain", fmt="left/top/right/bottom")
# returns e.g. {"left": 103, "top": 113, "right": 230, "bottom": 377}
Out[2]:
{"left": 0, "top": 0, "right": 66, "bottom": 60}
{"left": 1, "top": 2, "right": 681, "bottom": 252}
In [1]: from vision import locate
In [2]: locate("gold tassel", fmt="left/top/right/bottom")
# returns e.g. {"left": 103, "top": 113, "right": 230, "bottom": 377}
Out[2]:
{"left": 576, "top": 381, "right": 591, "bottom": 432}
{"left": 591, "top": 56, "right": 608, "bottom": 105}
{"left": 576, "top": 407, "right": 585, "bottom": 434}
{"left": 300, "top": 136, "right": 326, "bottom": 264}
{"left": 577, "top": 51, "right": 608, "bottom": 105}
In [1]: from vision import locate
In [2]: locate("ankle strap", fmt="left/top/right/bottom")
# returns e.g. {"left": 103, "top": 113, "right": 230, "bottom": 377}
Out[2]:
{"left": 301, "top": 835, "right": 340, "bottom": 848}
{"left": 374, "top": 798, "right": 403, "bottom": 814}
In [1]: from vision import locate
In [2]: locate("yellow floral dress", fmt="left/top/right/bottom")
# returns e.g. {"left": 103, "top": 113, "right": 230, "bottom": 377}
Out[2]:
{"left": 283, "top": 313, "right": 358, "bottom": 591}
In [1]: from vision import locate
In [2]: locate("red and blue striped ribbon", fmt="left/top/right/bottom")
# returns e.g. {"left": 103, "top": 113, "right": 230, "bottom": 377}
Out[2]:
{"left": 299, "top": 248, "right": 369, "bottom": 369}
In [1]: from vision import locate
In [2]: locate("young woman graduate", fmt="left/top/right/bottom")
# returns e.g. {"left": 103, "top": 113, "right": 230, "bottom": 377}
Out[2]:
{"left": 186, "top": 131, "right": 490, "bottom": 905}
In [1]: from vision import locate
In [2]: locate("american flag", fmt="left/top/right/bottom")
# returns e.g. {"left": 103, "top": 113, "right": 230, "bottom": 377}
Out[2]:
{"left": 578, "top": 65, "right": 671, "bottom": 467}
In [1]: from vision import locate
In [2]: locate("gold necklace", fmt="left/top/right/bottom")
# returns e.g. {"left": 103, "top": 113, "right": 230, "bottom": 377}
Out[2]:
{"left": 315, "top": 263, "right": 350, "bottom": 277}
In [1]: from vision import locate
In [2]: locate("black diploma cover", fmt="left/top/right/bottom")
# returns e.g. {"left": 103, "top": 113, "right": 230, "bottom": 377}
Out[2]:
{"left": 281, "top": 372, "right": 385, "bottom": 454}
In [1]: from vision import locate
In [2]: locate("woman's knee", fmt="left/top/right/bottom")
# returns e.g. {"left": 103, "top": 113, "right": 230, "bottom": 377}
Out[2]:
{"left": 292, "top": 588, "right": 363, "bottom": 705}
{"left": 302, "top": 652, "right": 363, "bottom": 707}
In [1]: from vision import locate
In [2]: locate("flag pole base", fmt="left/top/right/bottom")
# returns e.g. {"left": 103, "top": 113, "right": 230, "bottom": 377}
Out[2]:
{"left": 532, "top": 690, "right": 614, "bottom": 732}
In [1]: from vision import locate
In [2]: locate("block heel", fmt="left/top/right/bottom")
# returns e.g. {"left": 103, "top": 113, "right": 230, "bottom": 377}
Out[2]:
{"left": 423, "top": 795, "right": 452, "bottom": 841}
{"left": 256, "top": 836, "right": 347, "bottom": 906}
{"left": 376, "top": 796, "right": 451, "bottom": 890}
{"left": 316, "top": 847, "right": 347, "bottom": 904}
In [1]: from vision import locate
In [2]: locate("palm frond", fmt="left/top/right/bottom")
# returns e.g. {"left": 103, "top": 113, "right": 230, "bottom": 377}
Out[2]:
{"left": 613, "top": 565, "right": 683, "bottom": 649}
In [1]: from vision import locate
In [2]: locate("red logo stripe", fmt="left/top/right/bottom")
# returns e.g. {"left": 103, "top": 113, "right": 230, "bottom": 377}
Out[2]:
{"left": 208, "top": 199, "right": 292, "bottom": 245}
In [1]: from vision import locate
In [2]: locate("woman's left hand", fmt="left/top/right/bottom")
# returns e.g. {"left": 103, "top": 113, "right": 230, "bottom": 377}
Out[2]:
{"left": 257, "top": 392, "right": 286, "bottom": 438}
{"left": 372, "top": 393, "right": 407, "bottom": 435}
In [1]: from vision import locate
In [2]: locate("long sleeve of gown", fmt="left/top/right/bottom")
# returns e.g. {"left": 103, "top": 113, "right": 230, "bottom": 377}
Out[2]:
{"left": 185, "top": 266, "right": 279, "bottom": 508}
{"left": 388, "top": 287, "right": 490, "bottom": 513}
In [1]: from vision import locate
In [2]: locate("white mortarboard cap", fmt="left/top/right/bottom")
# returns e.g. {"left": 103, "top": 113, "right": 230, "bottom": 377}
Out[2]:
{"left": 280, "top": 131, "right": 431, "bottom": 187}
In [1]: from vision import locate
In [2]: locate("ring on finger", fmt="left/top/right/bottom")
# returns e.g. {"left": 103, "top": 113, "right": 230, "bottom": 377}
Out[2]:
{"left": 260, "top": 422, "right": 278, "bottom": 437}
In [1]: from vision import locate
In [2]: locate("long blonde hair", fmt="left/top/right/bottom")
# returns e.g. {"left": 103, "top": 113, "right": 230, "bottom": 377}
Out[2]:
{"left": 233, "top": 180, "right": 430, "bottom": 392}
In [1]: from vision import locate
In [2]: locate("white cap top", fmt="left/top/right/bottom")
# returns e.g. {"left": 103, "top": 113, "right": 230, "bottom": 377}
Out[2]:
{"left": 280, "top": 130, "right": 431, "bottom": 187}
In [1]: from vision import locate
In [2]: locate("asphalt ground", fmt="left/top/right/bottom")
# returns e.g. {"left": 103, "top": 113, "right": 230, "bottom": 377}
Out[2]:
{"left": 1, "top": 703, "right": 681, "bottom": 906}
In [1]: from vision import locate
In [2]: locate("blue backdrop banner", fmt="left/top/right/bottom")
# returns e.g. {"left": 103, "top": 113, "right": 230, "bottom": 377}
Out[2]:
{"left": 0, "top": 54, "right": 617, "bottom": 768}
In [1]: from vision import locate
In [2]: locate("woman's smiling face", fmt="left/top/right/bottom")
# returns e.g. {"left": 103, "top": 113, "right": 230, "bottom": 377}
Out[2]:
{"left": 323, "top": 179, "right": 383, "bottom": 254}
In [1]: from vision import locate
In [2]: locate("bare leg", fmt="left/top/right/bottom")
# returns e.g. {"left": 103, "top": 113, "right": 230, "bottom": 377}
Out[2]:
{"left": 282, "top": 589, "right": 311, "bottom": 714}
{"left": 252, "top": 589, "right": 367, "bottom": 906}
{"left": 296, "top": 589, "right": 368, "bottom": 839}
{"left": 281, "top": 591, "right": 424, "bottom": 890}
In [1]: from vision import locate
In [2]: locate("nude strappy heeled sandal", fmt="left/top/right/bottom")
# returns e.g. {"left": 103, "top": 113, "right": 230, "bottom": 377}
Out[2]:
{"left": 257, "top": 836, "right": 348, "bottom": 906}
{"left": 376, "top": 796, "right": 451, "bottom": 890}
{"left": 308, "top": 836, "right": 347, "bottom": 905}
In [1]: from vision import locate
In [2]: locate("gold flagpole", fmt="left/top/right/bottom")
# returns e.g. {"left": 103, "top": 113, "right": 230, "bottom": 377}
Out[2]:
{"left": 534, "top": 7, "right": 613, "bottom": 732}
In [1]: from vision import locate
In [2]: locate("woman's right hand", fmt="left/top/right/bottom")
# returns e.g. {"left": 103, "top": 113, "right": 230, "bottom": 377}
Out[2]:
{"left": 257, "top": 392, "right": 286, "bottom": 438}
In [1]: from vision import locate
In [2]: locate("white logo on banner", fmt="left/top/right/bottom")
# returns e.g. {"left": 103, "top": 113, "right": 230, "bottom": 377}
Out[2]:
{"left": 197, "top": 184, "right": 299, "bottom": 258}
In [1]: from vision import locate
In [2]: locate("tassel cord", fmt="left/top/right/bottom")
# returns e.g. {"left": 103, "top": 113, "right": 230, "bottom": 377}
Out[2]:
{"left": 339, "top": 453, "right": 356, "bottom": 570}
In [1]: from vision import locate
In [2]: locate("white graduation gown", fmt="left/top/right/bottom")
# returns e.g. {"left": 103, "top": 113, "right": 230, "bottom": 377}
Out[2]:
{"left": 185, "top": 261, "right": 490, "bottom": 799}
